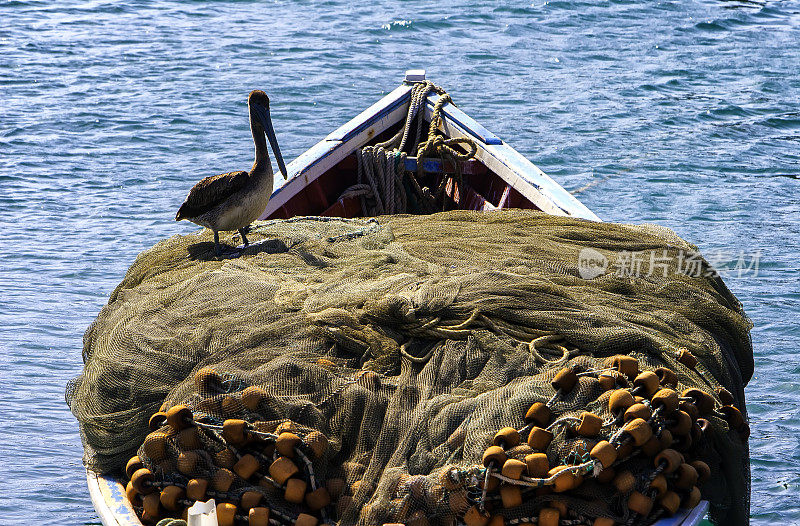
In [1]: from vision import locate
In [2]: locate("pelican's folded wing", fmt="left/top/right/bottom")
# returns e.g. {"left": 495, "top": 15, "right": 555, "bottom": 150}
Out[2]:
{"left": 176, "top": 170, "right": 249, "bottom": 220}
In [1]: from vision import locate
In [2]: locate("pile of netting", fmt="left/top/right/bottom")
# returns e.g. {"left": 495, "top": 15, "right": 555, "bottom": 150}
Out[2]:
{"left": 67, "top": 210, "right": 753, "bottom": 526}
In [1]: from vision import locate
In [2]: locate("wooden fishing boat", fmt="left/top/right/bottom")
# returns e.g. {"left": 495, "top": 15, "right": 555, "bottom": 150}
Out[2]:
{"left": 86, "top": 71, "right": 709, "bottom": 526}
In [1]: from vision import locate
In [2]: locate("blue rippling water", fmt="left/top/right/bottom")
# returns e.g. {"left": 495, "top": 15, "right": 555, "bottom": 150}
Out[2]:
{"left": 1, "top": 0, "right": 798, "bottom": 524}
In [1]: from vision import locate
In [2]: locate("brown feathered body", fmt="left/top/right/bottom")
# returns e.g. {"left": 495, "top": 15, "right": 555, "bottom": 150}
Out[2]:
{"left": 175, "top": 168, "right": 273, "bottom": 231}
{"left": 176, "top": 91, "right": 275, "bottom": 236}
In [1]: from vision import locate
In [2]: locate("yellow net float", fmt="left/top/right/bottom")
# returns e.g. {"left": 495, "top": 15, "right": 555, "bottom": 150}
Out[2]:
{"left": 623, "top": 403, "right": 651, "bottom": 423}
{"left": 615, "top": 440, "right": 635, "bottom": 460}
{"left": 125, "top": 456, "right": 144, "bottom": 478}
{"left": 524, "top": 452, "right": 549, "bottom": 477}
{"left": 276, "top": 432, "right": 302, "bottom": 457}
{"left": 296, "top": 513, "right": 319, "bottom": 526}
{"left": 479, "top": 473, "right": 499, "bottom": 492}
{"left": 304, "top": 430, "right": 328, "bottom": 459}
{"left": 696, "top": 417, "right": 711, "bottom": 436}
{"left": 682, "top": 388, "right": 715, "bottom": 415}
{"left": 551, "top": 367, "right": 578, "bottom": 394}
{"left": 633, "top": 371, "right": 660, "bottom": 397}
{"left": 538, "top": 507, "right": 560, "bottom": 526}
{"left": 285, "top": 477, "right": 308, "bottom": 504}
{"left": 598, "top": 370, "right": 627, "bottom": 391}
{"left": 683, "top": 486, "right": 702, "bottom": 508}
{"left": 249, "top": 507, "right": 269, "bottom": 526}
{"left": 216, "top": 502, "right": 237, "bottom": 526}
{"left": 148, "top": 412, "right": 167, "bottom": 431}
{"left": 269, "top": 457, "right": 299, "bottom": 485}
{"left": 622, "top": 417, "right": 653, "bottom": 446}
{"left": 593, "top": 517, "right": 615, "bottom": 526}
{"left": 506, "top": 444, "right": 534, "bottom": 460}
{"left": 547, "top": 500, "right": 567, "bottom": 516}
{"left": 482, "top": 445, "right": 508, "bottom": 467}
{"left": 241, "top": 385, "right": 268, "bottom": 411}
{"left": 668, "top": 410, "right": 693, "bottom": 436}
{"left": 717, "top": 386, "right": 734, "bottom": 405}
{"left": 500, "top": 484, "right": 523, "bottom": 508}
{"left": 131, "top": 467, "right": 156, "bottom": 495}
{"left": 222, "top": 419, "right": 249, "bottom": 446}
{"left": 524, "top": 402, "right": 552, "bottom": 427}
{"left": 159, "top": 485, "right": 186, "bottom": 512}
{"left": 658, "top": 490, "right": 681, "bottom": 515}
{"left": 627, "top": 490, "right": 654, "bottom": 517}
{"left": 194, "top": 367, "right": 223, "bottom": 395}
{"left": 275, "top": 420, "right": 296, "bottom": 435}
{"left": 141, "top": 431, "right": 169, "bottom": 462}
{"left": 125, "top": 481, "right": 142, "bottom": 507}
{"left": 608, "top": 389, "right": 635, "bottom": 417}
{"left": 691, "top": 460, "right": 711, "bottom": 484}
{"left": 674, "top": 462, "right": 698, "bottom": 490}
{"left": 680, "top": 400, "right": 700, "bottom": 421}
{"left": 501, "top": 458, "right": 526, "bottom": 479}
{"left": 239, "top": 490, "right": 262, "bottom": 510}
{"left": 654, "top": 367, "right": 678, "bottom": 387}
{"left": 608, "top": 355, "right": 639, "bottom": 380}
{"left": 142, "top": 492, "right": 162, "bottom": 520}
{"left": 220, "top": 395, "right": 243, "bottom": 417}
{"left": 590, "top": 440, "right": 617, "bottom": 469}
{"left": 650, "top": 388, "right": 679, "bottom": 414}
{"left": 720, "top": 405, "right": 745, "bottom": 430}
{"left": 641, "top": 435, "right": 662, "bottom": 457}
{"left": 214, "top": 448, "right": 236, "bottom": 470}
{"left": 574, "top": 411, "right": 603, "bottom": 437}
{"left": 186, "top": 478, "right": 208, "bottom": 501}
{"left": 677, "top": 348, "right": 698, "bottom": 369}
{"left": 548, "top": 465, "right": 581, "bottom": 492}
{"left": 211, "top": 467, "right": 236, "bottom": 492}
{"left": 654, "top": 449, "right": 683, "bottom": 474}
{"left": 612, "top": 470, "right": 635, "bottom": 494}
{"left": 177, "top": 450, "right": 201, "bottom": 476}
{"left": 166, "top": 404, "right": 193, "bottom": 431}
{"left": 177, "top": 426, "right": 203, "bottom": 450}
{"left": 487, "top": 515, "right": 504, "bottom": 526}
{"left": 649, "top": 473, "right": 668, "bottom": 497}
{"left": 305, "top": 487, "right": 331, "bottom": 511}
{"left": 493, "top": 427, "right": 521, "bottom": 448}
{"left": 463, "top": 505, "right": 490, "bottom": 526}
{"left": 527, "top": 427, "right": 553, "bottom": 450}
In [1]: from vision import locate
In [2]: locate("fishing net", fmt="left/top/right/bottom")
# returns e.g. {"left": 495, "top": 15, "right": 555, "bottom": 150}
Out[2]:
{"left": 67, "top": 210, "right": 752, "bottom": 526}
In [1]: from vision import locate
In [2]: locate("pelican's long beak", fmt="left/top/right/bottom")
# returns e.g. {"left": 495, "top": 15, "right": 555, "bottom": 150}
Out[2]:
{"left": 256, "top": 104, "right": 288, "bottom": 179}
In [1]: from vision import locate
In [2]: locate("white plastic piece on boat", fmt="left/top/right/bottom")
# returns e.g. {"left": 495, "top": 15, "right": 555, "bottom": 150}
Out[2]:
{"left": 188, "top": 499, "right": 218, "bottom": 526}
{"left": 405, "top": 69, "right": 426, "bottom": 82}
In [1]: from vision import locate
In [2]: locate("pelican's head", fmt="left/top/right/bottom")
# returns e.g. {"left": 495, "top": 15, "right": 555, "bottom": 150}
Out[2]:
{"left": 248, "top": 90, "right": 270, "bottom": 108}
{"left": 249, "top": 89, "right": 288, "bottom": 179}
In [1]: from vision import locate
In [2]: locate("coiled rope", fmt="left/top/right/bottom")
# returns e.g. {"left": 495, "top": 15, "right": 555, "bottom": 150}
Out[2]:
{"left": 342, "top": 81, "right": 478, "bottom": 215}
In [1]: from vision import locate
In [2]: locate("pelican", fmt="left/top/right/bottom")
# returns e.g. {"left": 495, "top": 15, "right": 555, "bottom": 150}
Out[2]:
{"left": 176, "top": 90, "right": 287, "bottom": 255}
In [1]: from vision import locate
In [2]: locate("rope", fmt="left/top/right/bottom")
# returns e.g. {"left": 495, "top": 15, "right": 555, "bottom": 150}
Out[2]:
{"left": 156, "top": 520, "right": 187, "bottom": 526}
{"left": 341, "top": 81, "right": 477, "bottom": 216}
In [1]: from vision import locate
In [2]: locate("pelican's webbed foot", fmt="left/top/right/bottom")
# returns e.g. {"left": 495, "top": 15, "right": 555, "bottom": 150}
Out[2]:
{"left": 238, "top": 227, "right": 250, "bottom": 247}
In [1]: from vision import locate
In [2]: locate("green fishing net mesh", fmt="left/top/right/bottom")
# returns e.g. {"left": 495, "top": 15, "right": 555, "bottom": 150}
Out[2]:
{"left": 67, "top": 210, "right": 752, "bottom": 526}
